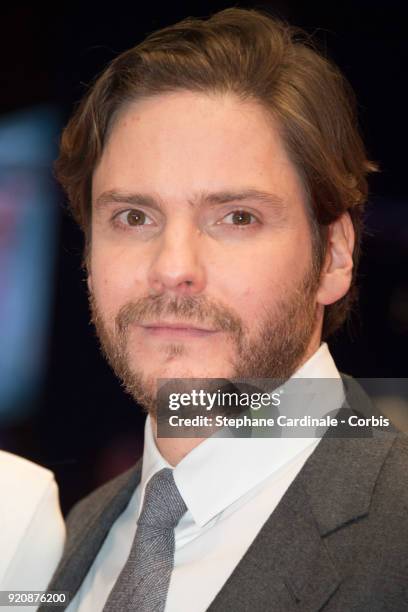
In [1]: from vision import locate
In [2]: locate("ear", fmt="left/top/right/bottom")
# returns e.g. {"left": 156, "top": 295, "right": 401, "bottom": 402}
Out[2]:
{"left": 316, "top": 212, "right": 355, "bottom": 306}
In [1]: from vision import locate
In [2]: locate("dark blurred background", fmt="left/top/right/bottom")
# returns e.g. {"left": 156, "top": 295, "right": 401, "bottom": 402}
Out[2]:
{"left": 0, "top": 1, "right": 407, "bottom": 514}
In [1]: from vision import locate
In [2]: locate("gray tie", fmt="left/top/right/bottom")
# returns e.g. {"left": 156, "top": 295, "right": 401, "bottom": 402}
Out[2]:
{"left": 103, "top": 467, "right": 187, "bottom": 612}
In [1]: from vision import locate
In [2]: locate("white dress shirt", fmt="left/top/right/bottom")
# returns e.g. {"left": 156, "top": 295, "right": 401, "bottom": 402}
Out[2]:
{"left": 68, "top": 342, "right": 344, "bottom": 612}
{"left": 0, "top": 451, "right": 65, "bottom": 611}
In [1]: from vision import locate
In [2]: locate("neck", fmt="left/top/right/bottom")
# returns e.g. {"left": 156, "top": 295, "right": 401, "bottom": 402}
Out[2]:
{"left": 151, "top": 329, "right": 323, "bottom": 465}
{"left": 150, "top": 416, "right": 206, "bottom": 466}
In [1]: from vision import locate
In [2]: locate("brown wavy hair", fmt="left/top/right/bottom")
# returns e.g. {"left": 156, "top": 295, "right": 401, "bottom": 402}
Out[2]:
{"left": 54, "top": 7, "right": 378, "bottom": 339}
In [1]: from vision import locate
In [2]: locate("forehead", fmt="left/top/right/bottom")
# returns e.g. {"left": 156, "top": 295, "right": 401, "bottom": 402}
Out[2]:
{"left": 92, "top": 91, "right": 306, "bottom": 209}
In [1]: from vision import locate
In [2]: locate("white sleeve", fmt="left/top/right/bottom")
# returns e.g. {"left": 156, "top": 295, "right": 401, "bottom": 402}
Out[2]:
{"left": 0, "top": 450, "right": 66, "bottom": 596}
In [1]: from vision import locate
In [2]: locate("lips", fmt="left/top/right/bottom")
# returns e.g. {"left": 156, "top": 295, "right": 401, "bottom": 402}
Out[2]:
{"left": 141, "top": 321, "right": 216, "bottom": 332}
{"left": 139, "top": 321, "right": 219, "bottom": 337}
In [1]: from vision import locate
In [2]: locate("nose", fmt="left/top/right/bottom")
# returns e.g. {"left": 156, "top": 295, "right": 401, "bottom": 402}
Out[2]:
{"left": 147, "top": 223, "right": 206, "bottom": 296}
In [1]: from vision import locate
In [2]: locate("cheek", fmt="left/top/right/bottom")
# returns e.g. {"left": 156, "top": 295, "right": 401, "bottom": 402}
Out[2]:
{"left": 213, "top": 231, "right": 312, "bottom": 317}
{"left": 90, "top": 249, "right": 145, "bottom": 316}
{"left": 211, "top": 256, "right": 276, "bottom": 320}
{"left": 92, "top": 239, "right": 151, "bottom": 285}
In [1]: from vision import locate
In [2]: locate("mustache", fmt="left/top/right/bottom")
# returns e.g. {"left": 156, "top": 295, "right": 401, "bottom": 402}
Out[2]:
{"left": 89, "top": 292, "right": 244, "bottom": 337}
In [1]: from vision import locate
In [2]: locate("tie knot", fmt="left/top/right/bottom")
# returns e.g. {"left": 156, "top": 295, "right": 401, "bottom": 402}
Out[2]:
{"left": 137, "top": 467, "right": 187, "bottom": 530}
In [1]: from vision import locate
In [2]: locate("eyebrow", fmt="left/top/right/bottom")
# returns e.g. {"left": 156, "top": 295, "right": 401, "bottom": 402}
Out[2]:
{"left": 94, "top": 188, "right": 287, "bottom": 212}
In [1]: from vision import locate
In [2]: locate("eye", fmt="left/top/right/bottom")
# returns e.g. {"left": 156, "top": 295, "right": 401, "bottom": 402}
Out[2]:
{"left": 113, "top": 209, "right": 154, "bottom": 228}
{"left": 221, "top": 210, "right": 258, "bottom": 226}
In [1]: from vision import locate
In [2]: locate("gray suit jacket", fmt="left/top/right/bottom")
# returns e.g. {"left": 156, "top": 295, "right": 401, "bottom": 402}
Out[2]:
{"left": 42, "top": 377, "right": 408, "bottom": 611}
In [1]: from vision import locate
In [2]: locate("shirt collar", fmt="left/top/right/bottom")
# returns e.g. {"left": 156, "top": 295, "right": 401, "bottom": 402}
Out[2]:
{"left": 139, "top": 414, "right": 173, "bottom": 513}
{"left": 140, "top": 342, "right": 343, "bottom": 527}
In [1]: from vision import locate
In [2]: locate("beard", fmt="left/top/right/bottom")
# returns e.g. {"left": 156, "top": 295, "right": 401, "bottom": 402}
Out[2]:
{"left": 88, "top": 260, "right": 321, "bottom": 418}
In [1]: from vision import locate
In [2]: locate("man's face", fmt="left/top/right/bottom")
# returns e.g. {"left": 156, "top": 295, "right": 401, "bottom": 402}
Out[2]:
{"left": 89, "top": 91, "right": 322, "bottom": 415}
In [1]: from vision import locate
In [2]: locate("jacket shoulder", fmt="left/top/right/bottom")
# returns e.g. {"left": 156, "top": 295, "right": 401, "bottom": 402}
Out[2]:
{"left": 375, "top": 432, "right": 408, "bottom": 503}
{"left": 65, "top": 461, "right": 142, "bottom": 540}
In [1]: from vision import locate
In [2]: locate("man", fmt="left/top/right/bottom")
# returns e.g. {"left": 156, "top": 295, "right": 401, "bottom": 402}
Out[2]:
{"left": 43, "top": 7, "right": 407, "bottom": 611}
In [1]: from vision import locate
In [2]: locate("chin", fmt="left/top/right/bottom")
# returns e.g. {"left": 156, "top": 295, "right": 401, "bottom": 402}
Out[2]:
{"left": 144, "top": 361, "right": 232, "bottom": 382}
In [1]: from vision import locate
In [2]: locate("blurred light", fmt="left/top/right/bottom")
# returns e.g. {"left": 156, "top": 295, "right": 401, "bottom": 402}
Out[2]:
{"left": 0, "top": 106, "right": 60, "bottom": 424}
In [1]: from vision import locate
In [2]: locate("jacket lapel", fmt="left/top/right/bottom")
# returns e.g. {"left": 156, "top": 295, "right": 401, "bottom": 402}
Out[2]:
{"left": 206, "top": 455, "right": 341, "bottom": 612}
{"left": 208, "top": 401, "right": 395, "bottom": 612}
{"left": 39, "top": 459, "right": 143, "bottom": 611}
